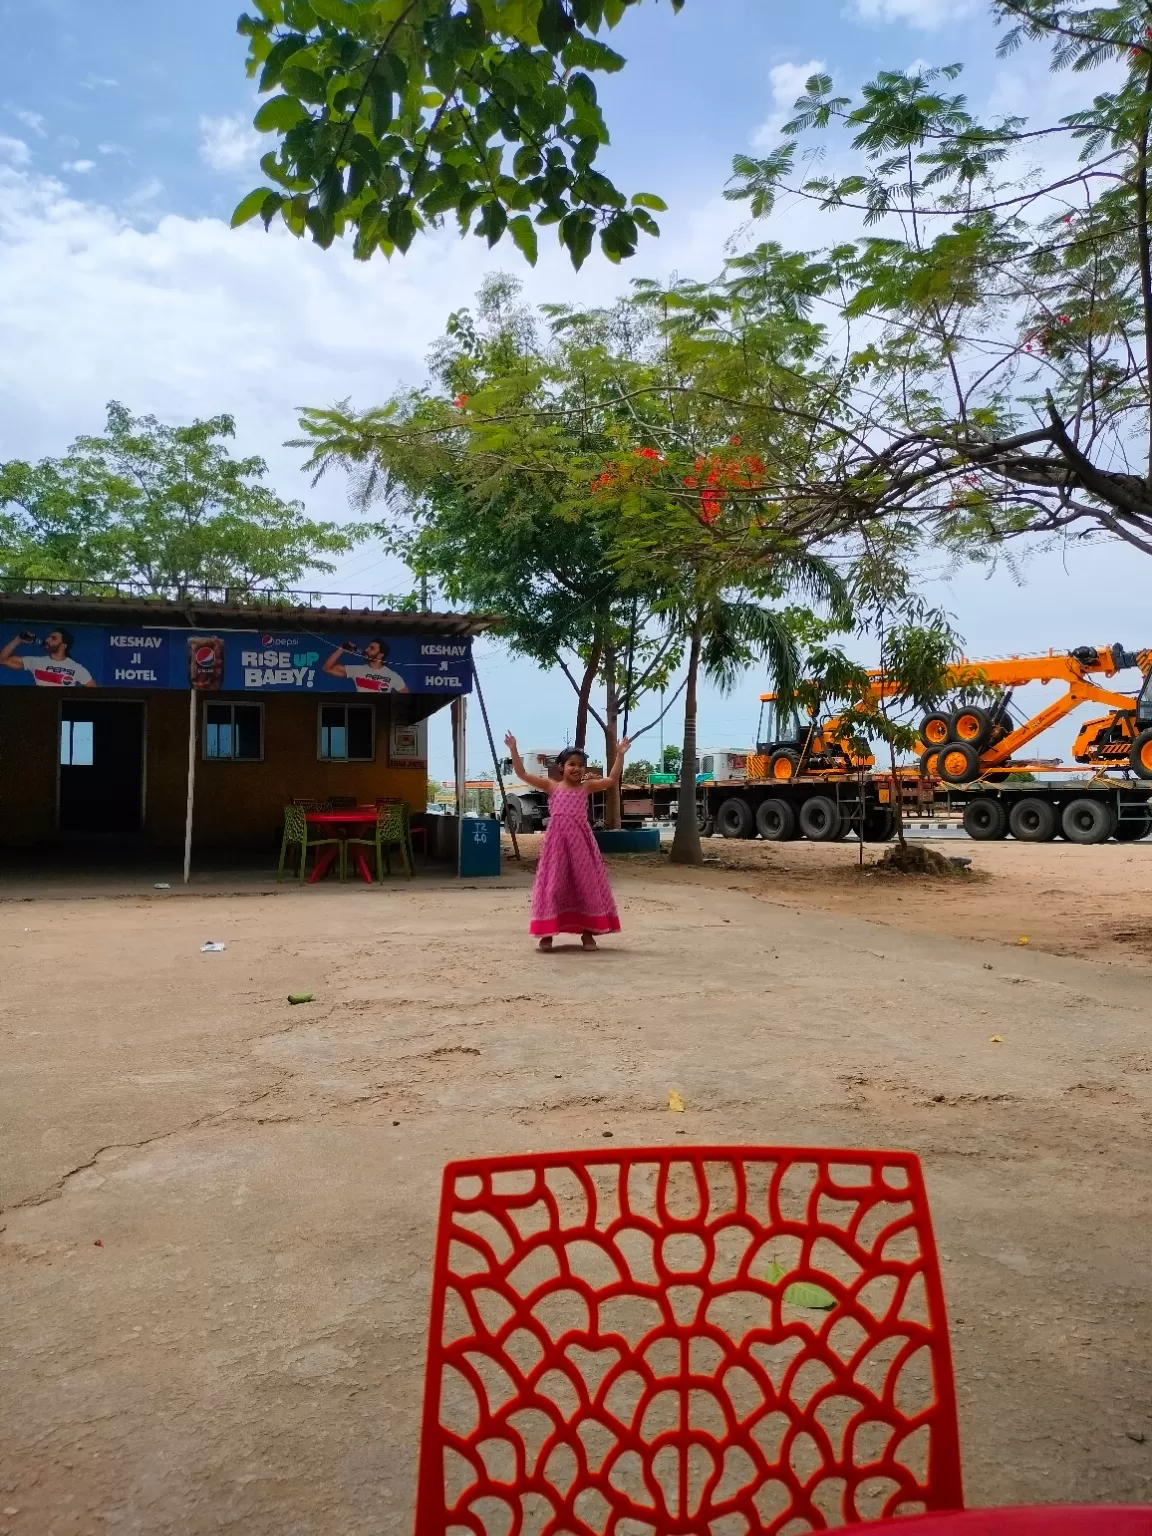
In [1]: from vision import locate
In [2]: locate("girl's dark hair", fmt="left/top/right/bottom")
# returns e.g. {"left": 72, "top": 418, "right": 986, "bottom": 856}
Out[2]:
{"left": 556, "top": 748, "right": 588, "bottom": 767}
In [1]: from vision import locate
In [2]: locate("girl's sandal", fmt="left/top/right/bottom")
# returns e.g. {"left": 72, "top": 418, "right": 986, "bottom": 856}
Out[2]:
{"left": 537, "top": 936, "right": 553, "bottom": 951}
{"left": 581, "top": 932, "right": 598, "bottom": 950}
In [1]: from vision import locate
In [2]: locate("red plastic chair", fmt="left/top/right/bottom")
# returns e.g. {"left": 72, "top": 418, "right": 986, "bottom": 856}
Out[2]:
{"left": 415, "top": 1146, "right": 963, "bottom": 1534}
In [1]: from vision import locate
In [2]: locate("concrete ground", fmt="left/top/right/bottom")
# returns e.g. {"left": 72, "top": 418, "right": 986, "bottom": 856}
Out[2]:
{"left": 2, "top": 852, "right": 1151, "bottom": 1533}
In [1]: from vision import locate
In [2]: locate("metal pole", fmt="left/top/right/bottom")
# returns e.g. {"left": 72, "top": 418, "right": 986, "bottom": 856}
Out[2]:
{"left": 182, "top": 688, "right": 196, "bottom": 885}
{"left": 472, "top": 664, "right": 521, "bottom": 860}
{"left": 453, "top": 694, "right": 467, "bottom": 816}
{"left": 454, "top": 696, "right": 468, "bottom": 876}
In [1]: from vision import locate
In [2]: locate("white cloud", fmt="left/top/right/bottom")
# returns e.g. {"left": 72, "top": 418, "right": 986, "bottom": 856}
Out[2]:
{"left": 199, "top": 114, "right": 261, "bottom": 174}
{"left": 0, "top": 161, "right": 735, "bottom": 497}
{"left": 8, "top": 106, "right": 45, "bottom": 137}
{"left": 0, "top": 137, "right": 31, "bottom": 166}
{"left": 82, "top": 75, "right": 119, "bottom": 90}
{"left": 850, "top": 0, "right": 976, "bottom": 28}
{"left": 63, "top": 159, "right": 96, "bottom": 174}
{"left": 98, "top": 142, "right": 130, "bottom": 157}
{"left": 750, "top": 59, "right": 825, "bottom": 151}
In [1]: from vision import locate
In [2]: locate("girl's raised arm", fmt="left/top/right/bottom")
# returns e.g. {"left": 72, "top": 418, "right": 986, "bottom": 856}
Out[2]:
{"left": 504, "top": 733, "right": 554, "bottom": 794}
{"left": 582, "top": 736, "right": 632, "bottom": 793}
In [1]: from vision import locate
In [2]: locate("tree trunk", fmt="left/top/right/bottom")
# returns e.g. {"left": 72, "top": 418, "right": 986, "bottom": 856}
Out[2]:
{"left": 574, "top": 635, "right": 602, "bottom": 752}
{"left": 669, "top": 619, "right": 703, "bottom": 866}
{"left": 602, "top": 636, "right": 621, "bottom": 830}
{"left": 888, "top": 736, "right": 906, "bottom": 848}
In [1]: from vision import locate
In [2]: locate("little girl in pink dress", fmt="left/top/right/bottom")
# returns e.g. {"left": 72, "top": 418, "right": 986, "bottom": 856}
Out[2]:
{"left": 504, "top": 734, "right": 631, "bottom": 950}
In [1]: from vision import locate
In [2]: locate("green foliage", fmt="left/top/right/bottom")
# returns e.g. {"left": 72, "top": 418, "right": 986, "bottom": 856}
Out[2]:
{"left": 234, "top": 0, "right": 683, "bottom": 267}
{"left": 661, "top": 743, "right": 681, "bottom": 774}
{"left": 0, "top": 402, "right": 356, "bottom": 596}
{"left": 621, "top": 757, "right": 654, "bottom": 784}
{"left": 725, "top": 14, "right": 1152, "bottom": 556}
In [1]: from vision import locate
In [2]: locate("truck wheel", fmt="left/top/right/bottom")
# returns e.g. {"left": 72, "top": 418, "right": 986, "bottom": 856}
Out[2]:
{"left": 1008, "top": 797, "right": 1058, "bottom": 842}
{"left": 937, "top": 741, "right": 983, "bottom": 784}
{"left": 861, "top": 806, "right": 896, "bottom": 842}
{"left": 755, "top": 798, "right": 798, "bottom": 841}
{"left": 798, "top": 795, "right": 844, "bottom": 842}
{"left": 951, "top": 705, "right": 994, "bottom": 749}
{"left": 1114, "top": 809, "right": 1152, "bottom": 841}
{"left": 716, "top": 797, "right": 755, "bottom": 839}
{"left": 696, "top": 804, "right": 714, "bottom": 837}
{"left": 768, "top": 749, "right": 802, "bottom": 782}
{"left": 919, "top": 748, "right": 940, "bottom": 779}
{"left": 505, "top": 799, "right": 525, "bottom": 833}
{"left": 963, "top": 797, "right": 1008, "bottom": 841}
{"left": 1130, "top": 727, "right": 1152, "bottom": 780}
{"left": 1061, "top": 797, "right": 1117, "bottom": 845}
{"left": 920, "top": 710, "right": 953, "bottom": 748}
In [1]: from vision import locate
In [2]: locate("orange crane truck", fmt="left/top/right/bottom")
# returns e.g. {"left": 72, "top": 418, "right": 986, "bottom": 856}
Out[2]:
{"left": 692, "top": 643, "right": 1152, "bottom": 846}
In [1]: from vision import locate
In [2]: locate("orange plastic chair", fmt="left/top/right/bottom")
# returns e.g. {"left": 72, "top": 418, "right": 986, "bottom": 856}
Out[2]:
{"left": 414, "top": 1146, "right": 962, "bottom": 1534}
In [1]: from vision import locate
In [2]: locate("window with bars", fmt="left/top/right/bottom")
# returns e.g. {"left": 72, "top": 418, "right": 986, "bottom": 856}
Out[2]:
{"left": 204, "top": 702, "right": 263, "bottom": 761}
{"left": 318, "top": 704, "right": 374, "bottom": 762}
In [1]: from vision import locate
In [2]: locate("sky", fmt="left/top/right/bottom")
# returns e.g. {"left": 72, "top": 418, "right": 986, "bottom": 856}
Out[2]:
{"left": 1, "top": 0, "right": 1149, "bottom": 782}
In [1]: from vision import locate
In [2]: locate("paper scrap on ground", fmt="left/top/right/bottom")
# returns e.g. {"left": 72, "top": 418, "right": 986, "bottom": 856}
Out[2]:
{"left": 990, "top": 1035, "right": 1003, "bottom": 1043}
{"left": 667, "top": 1089, "right": 685, "bottom": 1113}
{"left": 200, "top": 942, "right": 226, "bottom": 953}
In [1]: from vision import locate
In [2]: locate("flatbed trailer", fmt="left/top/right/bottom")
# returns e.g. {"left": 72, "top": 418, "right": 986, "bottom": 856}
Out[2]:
{"left": 941, "top": 775, "right": 1152, "bottom": 843}
{"left": 691, "top": 770, "right": 1152, "bottom": 844}
{"left": 694, "top": 774, "right": 900, "bottom": 843}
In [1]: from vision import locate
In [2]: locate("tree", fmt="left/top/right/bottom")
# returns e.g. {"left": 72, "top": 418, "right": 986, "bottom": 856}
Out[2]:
{"left": 0, "top": 402, "right": 355, "bottom": 596}
{"left": 297, "top": 275, "right": 684, "bottom": 825}
{"left": 609, "top": 472, "right": 847, "bottom": 864}
{"left": 621, "top": 757, "right": 654, "bottom": 784}
{"left": 727, "top": 8, "right": 1152, "bottom": 555}
{"left": 660, "top": 743, "right": 681, "bottom": 774}
{"left": 233, "top": 0, "right": 679, "bottom": 268}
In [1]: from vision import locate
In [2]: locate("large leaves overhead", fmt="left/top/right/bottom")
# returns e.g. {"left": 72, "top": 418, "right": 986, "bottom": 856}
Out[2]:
{"left": 233, "top": 0, "right": 680, "bottom": 267}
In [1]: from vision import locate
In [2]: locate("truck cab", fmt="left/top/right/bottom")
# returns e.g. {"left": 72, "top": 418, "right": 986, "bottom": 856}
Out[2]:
{"left": 498, "top": 747, "right": 563, "bottom": 832}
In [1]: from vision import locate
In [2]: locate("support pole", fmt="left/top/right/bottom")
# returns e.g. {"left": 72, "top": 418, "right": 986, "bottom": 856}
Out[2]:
{"left": 183, "top": 687, "right": 196, "bottom": 886}
{"left": 472, "top": 665, "right": 520, "bottom": 860}
{"left": 451, "top": 695, "right": 467, "bottom": 877}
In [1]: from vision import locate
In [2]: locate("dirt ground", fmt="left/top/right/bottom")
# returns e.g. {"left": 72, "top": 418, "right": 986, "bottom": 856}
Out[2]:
{"left": 2, "top": 841, "right": 1151, "bottom": 1533}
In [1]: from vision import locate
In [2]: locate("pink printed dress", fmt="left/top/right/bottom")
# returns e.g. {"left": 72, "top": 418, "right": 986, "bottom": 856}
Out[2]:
{"left": 529, "top": 785, "right": 621, "bottom": 937}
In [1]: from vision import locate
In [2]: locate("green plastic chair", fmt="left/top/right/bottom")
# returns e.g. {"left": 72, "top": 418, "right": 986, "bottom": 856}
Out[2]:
{"left": 345, "top": 801, "right": 413, "bottom": 881}
{"left": 277, "top": 803, "right": 345, "bottom": 883}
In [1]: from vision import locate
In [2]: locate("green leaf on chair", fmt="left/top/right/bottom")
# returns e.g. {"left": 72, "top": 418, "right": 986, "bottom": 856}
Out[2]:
{"left": 765, "top": 1257, "right": 837, "bottom": 1310}
{"left": 784, "top": 1281, "right": 837, "bottom": 1310}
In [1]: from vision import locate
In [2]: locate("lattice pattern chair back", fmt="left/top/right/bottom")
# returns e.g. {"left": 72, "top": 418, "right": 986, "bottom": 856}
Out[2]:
{"left": 377, "top": 801, "right": 407, "bottom": 840}
{"left": 282, "top": 803, "right": 308, "bottom": 843}
{"left": 415, "top": 1146, "right": 962, "bottom": 1535}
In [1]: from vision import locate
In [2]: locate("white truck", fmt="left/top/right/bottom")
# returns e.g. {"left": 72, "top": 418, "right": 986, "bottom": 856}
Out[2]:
{"left": 498, "top": 746, "right": 563, "bottom": 832}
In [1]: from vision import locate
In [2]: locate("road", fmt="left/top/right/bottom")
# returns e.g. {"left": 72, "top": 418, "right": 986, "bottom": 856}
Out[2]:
{"left": 1, "top": 867, "right": 1150, "bottom": 1532}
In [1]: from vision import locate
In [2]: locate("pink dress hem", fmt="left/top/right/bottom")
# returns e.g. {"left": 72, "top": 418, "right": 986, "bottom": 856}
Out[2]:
{"left": 530, "top": 912, "right": 622, "bottom": 937}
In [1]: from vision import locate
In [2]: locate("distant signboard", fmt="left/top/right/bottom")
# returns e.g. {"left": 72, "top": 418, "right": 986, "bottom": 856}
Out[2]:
{"left": 0, "top": 622, "right": 472, "bottom": 695}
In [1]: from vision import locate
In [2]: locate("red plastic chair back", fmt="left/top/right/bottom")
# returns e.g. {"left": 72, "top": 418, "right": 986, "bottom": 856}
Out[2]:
{"left": 415, "top": 1146, "right": 962, "bottom": 1534}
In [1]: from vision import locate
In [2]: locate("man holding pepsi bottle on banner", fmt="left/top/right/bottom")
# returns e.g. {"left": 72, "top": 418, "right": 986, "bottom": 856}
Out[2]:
{"left": 322, "top": 639, "right": 409, "bottom": 694}
{"left": 0, "top": 629, "right": 96, "bottom": 687}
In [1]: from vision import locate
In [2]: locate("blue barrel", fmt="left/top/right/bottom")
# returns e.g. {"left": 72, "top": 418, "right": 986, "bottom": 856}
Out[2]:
{"left": 459, "top": 816, "right": 502, "bottom": 877}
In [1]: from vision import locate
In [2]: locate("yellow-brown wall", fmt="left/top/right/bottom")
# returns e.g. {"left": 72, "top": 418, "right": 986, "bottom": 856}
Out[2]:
{"left": 0, "top": 689, "right": 431, "bottom": 851}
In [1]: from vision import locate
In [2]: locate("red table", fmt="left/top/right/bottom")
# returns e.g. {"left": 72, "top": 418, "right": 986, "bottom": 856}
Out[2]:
{"left": 305, "top": 808, "right": 378, "bottom": 884}
{"left": 858, "top": 1509, "right": 1152, "bottom": 1534}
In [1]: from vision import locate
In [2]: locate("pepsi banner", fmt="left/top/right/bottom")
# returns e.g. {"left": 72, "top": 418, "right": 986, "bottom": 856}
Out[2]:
{"left": 0, "top": 622, "right": 472, "bottom": 695}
